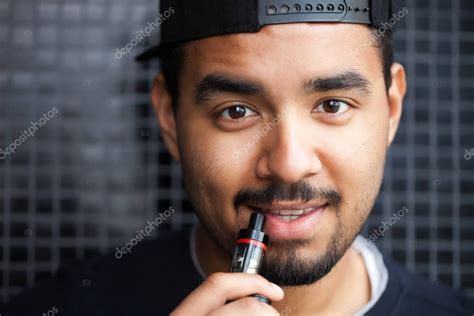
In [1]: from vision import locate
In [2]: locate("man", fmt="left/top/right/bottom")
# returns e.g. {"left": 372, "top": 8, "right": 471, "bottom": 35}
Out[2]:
{"left": 2, "top": 0, "right": 473, "bottom": 315}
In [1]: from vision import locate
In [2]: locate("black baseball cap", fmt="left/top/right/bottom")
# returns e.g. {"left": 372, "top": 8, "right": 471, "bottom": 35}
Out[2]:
{"left": 136, "top": 0, "right": 402, "bottom": 61}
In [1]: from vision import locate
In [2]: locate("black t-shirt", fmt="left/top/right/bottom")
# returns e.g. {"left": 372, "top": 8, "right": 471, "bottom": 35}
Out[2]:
{"left": 1, "top": 227, "right": 472, "bottom": 315}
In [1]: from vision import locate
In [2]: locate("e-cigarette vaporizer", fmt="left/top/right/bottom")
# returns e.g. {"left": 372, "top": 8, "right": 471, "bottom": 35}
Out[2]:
{"left": 229, "top": 212, "right": 271, "bottom": 305}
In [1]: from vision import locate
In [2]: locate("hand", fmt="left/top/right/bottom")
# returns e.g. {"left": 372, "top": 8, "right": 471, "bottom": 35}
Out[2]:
{"left": 171, "top": 272, "right": 285, "bottom": 316}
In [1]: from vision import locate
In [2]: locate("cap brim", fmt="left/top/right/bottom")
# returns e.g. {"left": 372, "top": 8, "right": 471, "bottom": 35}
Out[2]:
{"left": 135, "top": 44, "right": 164, "bottom": 62}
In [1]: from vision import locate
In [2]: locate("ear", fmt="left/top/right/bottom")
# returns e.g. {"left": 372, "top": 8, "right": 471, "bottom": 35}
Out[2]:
{"left": 387, "top": 63, "right": 407, "bottom": 147}
{"left": 151, "top": 73, "right": 180, "bottom": 161}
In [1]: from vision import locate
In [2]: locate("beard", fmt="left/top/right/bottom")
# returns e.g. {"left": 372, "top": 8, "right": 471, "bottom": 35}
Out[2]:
{"left": 188, "top": 179, "right": 375, "bottom": 287}
{"left": 258, "top": 225, "right": 347, "bottom": 286}
{"left": 233, "top": 181, "right": 356, "bottom": 286}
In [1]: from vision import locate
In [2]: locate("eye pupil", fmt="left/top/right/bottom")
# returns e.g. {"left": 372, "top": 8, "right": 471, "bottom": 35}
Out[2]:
{"left": 228, "top": 106, "right": 246, "bottom": 119}
{"left": 323, "top": 100, "right": 341, "bottom": 113}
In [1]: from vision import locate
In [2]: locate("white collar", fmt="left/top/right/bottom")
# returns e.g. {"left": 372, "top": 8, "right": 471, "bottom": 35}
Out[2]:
{"left": 352, "top": 235, "right": 389, "bottom": 315}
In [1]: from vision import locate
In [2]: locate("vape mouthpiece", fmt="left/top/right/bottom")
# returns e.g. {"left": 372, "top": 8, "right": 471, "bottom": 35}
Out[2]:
{"left": 249, "top": 212, "right": 266, "bottom": 232}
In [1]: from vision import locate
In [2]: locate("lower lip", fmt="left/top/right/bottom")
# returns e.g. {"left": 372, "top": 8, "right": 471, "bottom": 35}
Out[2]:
{"left": 257, "top": 205, "right": 327, "bottom": 240}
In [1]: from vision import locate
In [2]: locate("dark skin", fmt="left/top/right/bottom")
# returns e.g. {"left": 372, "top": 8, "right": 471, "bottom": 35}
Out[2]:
{"left": 152, "top": 23, "right": 406, "bottom": 315}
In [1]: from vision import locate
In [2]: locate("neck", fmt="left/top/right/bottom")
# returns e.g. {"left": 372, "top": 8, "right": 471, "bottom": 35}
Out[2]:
{"left": 194, "top": 224, "right": 371, "bottom": 315}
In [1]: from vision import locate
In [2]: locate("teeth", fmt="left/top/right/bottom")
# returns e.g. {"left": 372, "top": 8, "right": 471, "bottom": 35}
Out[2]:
{"left": 270, "top": 208, "right": 316, "bottom": 216}
{"left": 289, "top": 209, "right": 304, "bottom": 215}
{"left": 277, "top": 210, "right": 292, "bottom": 216}
{"left": 278, "top": 209, "right": 303, "bottom": 216}
{"left": 275, "top": 215, "right": 301, "bottom": 222}
{"left": 265, "top": 206, "right": 322, "bottom": 222}
{"left": 303, "top": 207, "right": 315, "bottom": 214}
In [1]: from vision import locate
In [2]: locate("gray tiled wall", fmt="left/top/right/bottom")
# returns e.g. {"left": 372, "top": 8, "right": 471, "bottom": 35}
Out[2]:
{"left": 0, "top": 0, "right": 473, "bottom": 302}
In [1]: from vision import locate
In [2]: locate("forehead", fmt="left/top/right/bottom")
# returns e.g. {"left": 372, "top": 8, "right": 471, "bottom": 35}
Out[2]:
{"left": 183, "top": 23, "right": 380, "bottom": 86}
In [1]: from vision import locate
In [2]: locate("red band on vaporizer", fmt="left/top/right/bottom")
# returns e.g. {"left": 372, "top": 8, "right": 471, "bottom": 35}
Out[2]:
{"left": 236, "top": 238, "right": 268, "bottom": 252}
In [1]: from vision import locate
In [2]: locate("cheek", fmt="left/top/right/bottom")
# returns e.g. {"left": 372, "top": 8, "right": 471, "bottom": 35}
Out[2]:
{"left": 178, "top": 120, "right": 248, "bottom": 227}
{"left": 321, "top": 108, "right": 389, "bottom": 221}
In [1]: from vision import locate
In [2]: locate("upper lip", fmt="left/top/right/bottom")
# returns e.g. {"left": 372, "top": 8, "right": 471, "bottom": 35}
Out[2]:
{"left": 246, "top": 201, "right": 328, "bottom": 213}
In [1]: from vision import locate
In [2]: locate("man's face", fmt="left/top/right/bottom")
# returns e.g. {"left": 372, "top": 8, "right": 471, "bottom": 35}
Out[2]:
{"left": 159, "top": 23, "right": 403, "bottom": 285}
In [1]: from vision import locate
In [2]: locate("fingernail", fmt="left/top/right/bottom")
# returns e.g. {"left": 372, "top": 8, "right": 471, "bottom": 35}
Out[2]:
{"left": 270, "top": 282, "right": 284, "bottom": 295}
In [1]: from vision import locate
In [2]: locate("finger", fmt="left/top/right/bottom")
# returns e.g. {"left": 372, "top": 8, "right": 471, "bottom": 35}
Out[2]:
{"left": 207, "top": 297, "right": 280, "bottom": 316}
{"left": 171, "top": 272, "right": 284, "bottom": 315}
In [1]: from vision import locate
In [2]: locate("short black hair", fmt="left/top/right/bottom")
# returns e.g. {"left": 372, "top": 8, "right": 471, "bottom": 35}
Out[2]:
{"left": 160, "top": 29, "right": 394, "bottom": 109}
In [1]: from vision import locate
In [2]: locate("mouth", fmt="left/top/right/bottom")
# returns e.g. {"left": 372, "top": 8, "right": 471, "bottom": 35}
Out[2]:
{"left": 248, "top": 202, "right": 328, "bottom": 221}
{"left": 245, "top": 202, "right": 329, "bottom": 240}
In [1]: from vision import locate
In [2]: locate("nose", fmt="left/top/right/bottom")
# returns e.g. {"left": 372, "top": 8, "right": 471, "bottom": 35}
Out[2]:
{"left": 255, "top": 112, "right": 322, "bottom": 184}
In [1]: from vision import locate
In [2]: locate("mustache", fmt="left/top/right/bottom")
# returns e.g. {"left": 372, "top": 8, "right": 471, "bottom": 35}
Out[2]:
{"left": 234, "top": 181, "right": 341, "bottom": 210}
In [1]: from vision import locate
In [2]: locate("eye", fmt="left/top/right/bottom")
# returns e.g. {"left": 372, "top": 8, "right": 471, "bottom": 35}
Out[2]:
{"left": 314, "top": 100, "right": 351, "bottom": 114}
{"left": 220, "top": 105, "right": 258, "bottom": 120}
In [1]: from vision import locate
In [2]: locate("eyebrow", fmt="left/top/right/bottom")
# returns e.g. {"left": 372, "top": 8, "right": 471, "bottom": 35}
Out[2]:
{"left": 194, "top": 70, "right": 372, "bottom": 103}
{"left": 195, "top": 73, "right": 264, "bottom": 103}
{"left": 303, "top": 70, "right": 372, "bottom": 95}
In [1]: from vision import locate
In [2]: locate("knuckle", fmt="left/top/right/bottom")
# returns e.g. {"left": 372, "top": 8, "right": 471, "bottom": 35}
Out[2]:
{"left": 206, "top": 272, "right": 226, "bottom": 289}
{"left": 253, "top": 273, "right": 269, "bottom": 284}
{"left": 205, "top": 272, "right": 229, "bottom": 300}
{"left": 255, "top": 275, "right": 270, "bottom": 288}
